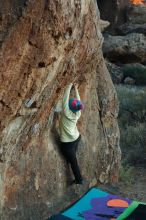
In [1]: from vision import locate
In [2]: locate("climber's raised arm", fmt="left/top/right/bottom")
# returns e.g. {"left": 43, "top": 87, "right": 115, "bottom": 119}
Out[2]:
{"left": 74, "top": 83, "right": 80, "bottom": 101}
{"left": 62, "top": 83, "right": 73, "bottom": 112}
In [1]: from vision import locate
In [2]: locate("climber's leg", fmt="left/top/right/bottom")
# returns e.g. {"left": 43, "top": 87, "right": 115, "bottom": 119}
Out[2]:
{"left": 74, "top": 135, "right": 81, "bottom": 152}
{"left": 67, "top": 145, "right": 82, "bottom": 184}
{"left": 60, "top": 136, "right": 82, "bottom": 184}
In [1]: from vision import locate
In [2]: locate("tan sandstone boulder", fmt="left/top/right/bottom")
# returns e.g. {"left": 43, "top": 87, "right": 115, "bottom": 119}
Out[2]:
{"left": 0, "top": 0, "right": 121, "bottom": 219}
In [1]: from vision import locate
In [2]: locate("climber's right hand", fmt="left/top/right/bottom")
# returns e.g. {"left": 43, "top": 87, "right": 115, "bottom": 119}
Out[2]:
{"left": 73, "top": 82, "right": 79, "bottom": 89}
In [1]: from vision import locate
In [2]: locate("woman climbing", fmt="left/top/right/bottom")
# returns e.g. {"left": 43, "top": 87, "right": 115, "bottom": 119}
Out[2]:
{"left": 59, "top": 83, "right": 84, "bottom": 184}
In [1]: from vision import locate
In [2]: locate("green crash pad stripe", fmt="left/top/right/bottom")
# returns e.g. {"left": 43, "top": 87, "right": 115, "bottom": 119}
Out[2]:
{"left": 117, "top": 201, "right": 146, "bottom": 220}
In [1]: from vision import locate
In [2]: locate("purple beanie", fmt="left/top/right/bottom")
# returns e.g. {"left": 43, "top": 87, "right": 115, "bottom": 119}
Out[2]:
{"left": 69, "top": 98, "right": 84, "bottom": 112}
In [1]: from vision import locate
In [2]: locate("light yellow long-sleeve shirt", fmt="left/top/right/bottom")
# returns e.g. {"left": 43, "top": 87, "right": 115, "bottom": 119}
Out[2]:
{"left": 59, "top": 83, "right": 81, "bottom": 142}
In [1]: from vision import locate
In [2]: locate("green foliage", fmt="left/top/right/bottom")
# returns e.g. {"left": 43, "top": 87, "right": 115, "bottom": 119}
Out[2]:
{"left": 122, "top": 64, "right": 146, "bottom": 85}
{"left": 119, "top": 165, "right": 134, "bottom": 184}
{"left": 120, "top": 123, "right": 146, "bottom": 164}
{"left": 116, "top": 85, "right": 146, "bottom": 125}
{"left": 116, "top": 85, "right": 146, "bottom": 165}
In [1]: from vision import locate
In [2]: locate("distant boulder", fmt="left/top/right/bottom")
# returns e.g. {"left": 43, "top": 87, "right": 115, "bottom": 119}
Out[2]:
{"left": 117, "top": 23, "right": 146, "bottom": 36}
{"left": 106, "top": 61, "right": 124, "bottom": 84}
{"left": 97, "top": 0, "right": 130, "bottom": 34}
{"left": 103, "top": 33, "right": 146, "bottom": 63}
{"left": 126, "top": 4, "right": 146, "bottom": 25}
{"left": 124, "top": 77, "right": 135, "bottom": 85}
{"left": 122, "top": 63, "right": 146, "bottom": 85}
{"left": 117, "top": 4, "right": 146, "bottom": 36}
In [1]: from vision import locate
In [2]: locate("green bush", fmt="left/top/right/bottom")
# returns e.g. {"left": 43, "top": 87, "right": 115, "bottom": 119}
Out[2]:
{"left": 116, "top": 85, "right": 146, "bottom": 165}
{"left": 119, "top": 165, "right": 134, "bottom": 184}
{"left": 123, "top": 64, "right": 146, "bottom": 85}
{"left": 120, "top": 123, "right": 146, "bottom": 164}
{"left": 116, "top": 85, "right": 146, "bottom": 126}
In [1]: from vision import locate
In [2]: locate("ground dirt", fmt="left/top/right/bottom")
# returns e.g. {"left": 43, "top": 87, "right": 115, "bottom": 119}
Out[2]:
{"left": 98, "top": 166, "right": 146, "bottom": 202}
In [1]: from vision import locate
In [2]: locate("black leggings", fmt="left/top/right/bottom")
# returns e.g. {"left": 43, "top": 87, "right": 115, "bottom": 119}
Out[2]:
{"left": 60, "top": 135, "right": 82, "bottom": 183}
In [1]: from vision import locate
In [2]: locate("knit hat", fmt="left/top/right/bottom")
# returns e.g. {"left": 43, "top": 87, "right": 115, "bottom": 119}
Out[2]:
{"left": 69, "top": 98, "right": 84, "bottom": 112}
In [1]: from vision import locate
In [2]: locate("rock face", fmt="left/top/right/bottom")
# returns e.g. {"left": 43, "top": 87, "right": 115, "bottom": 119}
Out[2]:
{"left": 97, "top": 0, "right": 130, "bottom": 34}
{"left": 106, "top": 61, "right": 124, "bottom": 84}
{"left": 0, "top": 0, "right": 120, "bottom": 219}
{"left": 103, "top": 33, "right": 146, "bottom": 63}
{"left": 126, "top": 4, "right": 146, "bottom": 24}
{"left": 124, "top": 77, "right": 135, "bottom": 85}
{"left": 117, "top": 4, "right": 146, "bottom": 35}
{"left": 123, "top": 63, "right": 146, "bottom": 85}
{"left": 117, "top": 23, "right": 146, "bottom": 36}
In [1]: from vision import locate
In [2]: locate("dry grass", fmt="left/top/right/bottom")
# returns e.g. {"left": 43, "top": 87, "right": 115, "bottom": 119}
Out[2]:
{"left": 116, "top": 85, "right": 146, "bottom": 164}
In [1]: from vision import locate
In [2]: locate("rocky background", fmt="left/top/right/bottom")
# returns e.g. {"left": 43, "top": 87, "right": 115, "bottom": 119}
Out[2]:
{"left": 99, "top": 0, "right": 146, "bottom": 205}
{"left": 0, "top": 0, "right": 120, "bottom": 219}
{"left": 101, "top": 2, "right": 146, "bottom": 84}
{"left": 97, "top": 0, "right": 130, "bottom": 34}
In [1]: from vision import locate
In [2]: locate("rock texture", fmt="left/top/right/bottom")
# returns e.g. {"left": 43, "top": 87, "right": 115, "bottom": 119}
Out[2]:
{"left": 117, "top": 4, "right": 146, "bottom": 35}
{"left": 126, "top": 4, "right": 146, "bottom": 24}
{"left": 0, "top": 0, "right": 120, "bottom": 219}
{"left": 106, "top": 61, "right": 124, "bottom": 84}
{"left": 124, "top": 77, "right": 135, "bottom": 85}
{"left": 103, "top": 33, "right": 146, "bottom": 63}
{"left": 117, "top": 23, "right": 146, "bottom": 36}
{"left": 97, "top": 0, "right": 130, "bottom": 34}
{"left": 122, "top": 63, "right": 146, "bottom": 85}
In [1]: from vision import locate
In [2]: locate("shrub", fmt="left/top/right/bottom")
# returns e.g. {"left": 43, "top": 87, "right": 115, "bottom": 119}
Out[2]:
{"left": 119, "top": 165, "right": 134, "bottom": 184}
{"left": 122, "top": 64, "right": 146, "bottom": 85}
{"left": 116, "top": 85, "right": 146, "bottom": 165}
{"left": 116, "top": 85, "right": 146, "bottom": 126}
{"left": 120, "top": 123, "right": 146, "bottom": 164}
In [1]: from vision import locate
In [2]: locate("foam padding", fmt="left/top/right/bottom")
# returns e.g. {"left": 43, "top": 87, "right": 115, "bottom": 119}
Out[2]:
{"left": 48, "top": 187, "right": 146, "bottom": 220}
{"left": 63, "top": 188, "right": 132, "bottom": 220}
